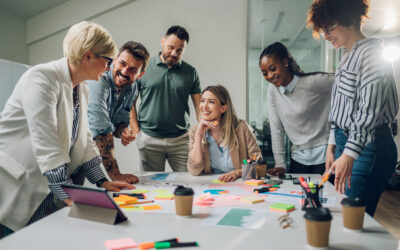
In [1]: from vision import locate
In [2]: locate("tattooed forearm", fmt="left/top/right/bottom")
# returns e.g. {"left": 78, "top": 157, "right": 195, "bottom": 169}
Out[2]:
{"left": 94, "top": 133, "right": 120, "bottom": 179}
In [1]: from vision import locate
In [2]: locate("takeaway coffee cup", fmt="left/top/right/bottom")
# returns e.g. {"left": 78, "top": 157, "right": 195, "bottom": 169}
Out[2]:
{"left": 173, "top": 185, "right": 194, "bottom": 216}
{"left": 304, "top": 207, "right": 332, "bottom": 249}
{"left": 341, "top": 197, "right": 366, "bottom": 231}
{"left": 256, "top": 164, "right": 267, "bottom": 179}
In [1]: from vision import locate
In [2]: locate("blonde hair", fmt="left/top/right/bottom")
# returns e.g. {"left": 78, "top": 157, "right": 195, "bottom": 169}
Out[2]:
{"left": 202, "top": 85, "right": 240, "bottom": 148}
{"left": 63, "top": 21, "right": 117, "bottom": 65}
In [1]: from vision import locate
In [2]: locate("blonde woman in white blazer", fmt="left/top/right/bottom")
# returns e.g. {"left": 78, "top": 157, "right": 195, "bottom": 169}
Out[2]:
{"left": 0, "top": 21, "right": 134, "bottom": 237}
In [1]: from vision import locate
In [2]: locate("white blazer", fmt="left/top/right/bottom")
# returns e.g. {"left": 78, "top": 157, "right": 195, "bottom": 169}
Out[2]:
{"left": 0, "top": 58, "right": 99, "bottom": 231}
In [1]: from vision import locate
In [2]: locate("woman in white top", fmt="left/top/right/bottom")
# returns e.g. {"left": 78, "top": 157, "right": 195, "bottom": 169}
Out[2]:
{"left": 0, "top": 21, "right": 133, "bottom": 237}
{"left": 308, "top": 0, "right": 398, "bottom": 216}
{"left": 259, "top": 42, "right": 334, "bottom": 176}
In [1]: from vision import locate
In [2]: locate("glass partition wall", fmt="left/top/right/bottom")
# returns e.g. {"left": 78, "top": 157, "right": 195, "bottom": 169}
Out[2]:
{"left": 247, "top": 0, "right": 335, "bottom": 167}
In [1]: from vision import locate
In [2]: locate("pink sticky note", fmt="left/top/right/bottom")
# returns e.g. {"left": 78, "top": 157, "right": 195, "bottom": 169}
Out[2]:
{"left": 104, "top": 238, "right": 137, "bottom": 250}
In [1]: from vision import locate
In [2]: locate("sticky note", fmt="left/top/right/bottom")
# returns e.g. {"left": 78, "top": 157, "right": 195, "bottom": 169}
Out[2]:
{"left": 269, "top": 203, "right": 295, "bottom": 212}
{"left": 155, "top": 193, "right": 174, "bottom": 200}
{"left": 130, "top": 189, "right": 150, "bottom": 194}
{"left": 113, "top": 195, "right": 138, "bottom": 205}
{"left": 240, "top": 196, "right": 264, "bottom": 204}
{"left": 104, "top": 238, "right": 137, "bottom": 250}
{"left": 153, "top": 189, "right": 170, "bottom": 193}
{"left": 142, "top": 204, "right": 162, "bottom": 210}
{"left": 212, "top": 179, "right": 225, "bottom": 184}
{"left": 245, "top": 179, "right": 264, "bottom": 186}
{"left": 122, "top": 206, "right": 144, "bottom": 211}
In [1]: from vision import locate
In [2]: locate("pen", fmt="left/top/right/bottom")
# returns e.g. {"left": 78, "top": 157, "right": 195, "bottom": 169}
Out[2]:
{"left": 155, "top": 242, "right": 198, "bottom": 249}
{"left": 139, "top": 238, "right": 180, "bottom": 250}
{"left": 254, "top": 187, "right": 270, "bottom": 193}
{"left": 318, "top": 169, "right": 333, "bottom": 187}
{"left": 156, "top": 238, "right": 180, "bottom": 243}
{"left": 113, "top": 193, "right": 145, "bottom": 199}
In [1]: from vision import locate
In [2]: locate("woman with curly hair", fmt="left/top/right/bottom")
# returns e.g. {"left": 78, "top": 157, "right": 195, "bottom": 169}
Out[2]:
{"left": 308, "top": 0, "right": 398, "bottom": 216}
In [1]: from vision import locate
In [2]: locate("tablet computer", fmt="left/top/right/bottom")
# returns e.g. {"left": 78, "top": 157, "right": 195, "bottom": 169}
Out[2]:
{"left": 61, "top": 184, "right": 127, "bottom": 224}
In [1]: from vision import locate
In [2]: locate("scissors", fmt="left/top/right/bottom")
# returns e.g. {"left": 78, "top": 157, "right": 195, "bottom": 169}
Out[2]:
{"left": 278, "top": 213, "right": 293, "bottom": 229}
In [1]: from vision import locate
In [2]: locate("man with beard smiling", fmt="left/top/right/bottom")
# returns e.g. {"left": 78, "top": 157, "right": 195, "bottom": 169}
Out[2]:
{"left": 130, "top": 26, "right": 201, "bottom": 172}
{"left": 87, "top": 41, "right": 149, "bottom": 183}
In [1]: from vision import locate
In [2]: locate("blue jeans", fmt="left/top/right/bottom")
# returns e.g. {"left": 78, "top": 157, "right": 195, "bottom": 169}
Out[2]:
{"left": 335, "top": 125, "right": 397, "bottom": 216}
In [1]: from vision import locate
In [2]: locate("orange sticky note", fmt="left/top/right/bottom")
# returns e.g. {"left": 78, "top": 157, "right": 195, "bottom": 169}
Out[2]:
{"left": 113, "top": 195, "right": 138, "bottom": 205}
{"left": 142, "top": 204, "right": 162, "bottom": 210}
{"left": 104, "top": 238, "right": 137, "bottom": 250}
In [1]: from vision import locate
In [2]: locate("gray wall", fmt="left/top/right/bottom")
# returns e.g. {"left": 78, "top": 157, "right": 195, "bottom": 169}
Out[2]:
{"left": 0, "top": 8, "right": 28, "bottom": 64}
{"left": 26, "top": 0, "right": 248, "bottom": 174}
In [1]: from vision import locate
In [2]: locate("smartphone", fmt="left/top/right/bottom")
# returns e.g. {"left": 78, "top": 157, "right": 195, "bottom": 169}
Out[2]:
{"left": 265, "top": 180, "right": 283, "bottom": 185}
{"left": 279, "top": 174, "right": 293, "bottom": 180}
{"left": 292, "top": 178, "right": 300, "bottom": 185}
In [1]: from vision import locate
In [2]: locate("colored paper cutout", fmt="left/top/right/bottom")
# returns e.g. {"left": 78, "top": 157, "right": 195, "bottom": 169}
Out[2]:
{"left": 150, "top": 173, "right": 170, "bottom": 180}
{"left": 143, "top": 205, "right": 162, "bottom": 210}
{"left": 217, "top": 208, "right": 253, "bottom": 227}
{"left": 104, "top": 238, "right": 137, "bottom": 250}
{"left": 269, "top": 203, "right": 295, "bottom": 212}
{"left": 204, "top": 189, "right": 230, "bottom": 195}
{"left": 240, "top": 196, "right": 264, "bottom": 204}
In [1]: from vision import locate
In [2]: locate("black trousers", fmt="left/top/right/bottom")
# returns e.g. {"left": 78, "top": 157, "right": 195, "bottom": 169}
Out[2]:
{"left": 288, "top": 159, "right": 325, "bottom": 175}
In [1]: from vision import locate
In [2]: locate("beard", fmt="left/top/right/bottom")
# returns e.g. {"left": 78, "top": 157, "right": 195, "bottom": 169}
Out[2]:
{"left": 161, "top": 53, "right": 178, "bottom": 67}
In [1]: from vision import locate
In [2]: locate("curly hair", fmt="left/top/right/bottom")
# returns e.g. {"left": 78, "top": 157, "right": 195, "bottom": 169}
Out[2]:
{"left": 307, "top": 0, "right": 369, "bottom": 38}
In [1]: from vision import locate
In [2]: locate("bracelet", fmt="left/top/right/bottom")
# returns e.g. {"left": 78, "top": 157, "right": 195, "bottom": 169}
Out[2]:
{"left": 95, "top": 177, "right": 108, "bottom": 187}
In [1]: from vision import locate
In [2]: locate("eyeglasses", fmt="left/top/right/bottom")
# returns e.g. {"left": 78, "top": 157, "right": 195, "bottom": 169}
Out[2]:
{"left": 95, "top": 53, "right": 113, "bottom": 67}
{"left": 320, "top": 23, "right": 338, "bottom": 37}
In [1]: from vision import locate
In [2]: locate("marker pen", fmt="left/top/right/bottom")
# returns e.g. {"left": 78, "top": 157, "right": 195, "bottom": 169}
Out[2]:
{"left": 155, "top": 242, "right": 198, "bottom": 249}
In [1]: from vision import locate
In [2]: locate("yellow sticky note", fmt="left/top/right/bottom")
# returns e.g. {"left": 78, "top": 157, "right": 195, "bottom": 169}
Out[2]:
{"left": 130, "top": 189, "right": 150, "bottom": 194}
{"left": 142, "top": 205, "right": 162, "bottom": 210}
{"left": 245, "top": 179, "right": 264, "bottom": 186}
{"left": 122, "top": 206, "right": 144, "bottom": 211}
{"left": 240, "top": 196, "right": 264, "bottom": 204}
{"left": 155, "top": 193, "right": 174, "bottom": 200}
{"left": 212, "top": 179, "right": 225, "bottom": 184}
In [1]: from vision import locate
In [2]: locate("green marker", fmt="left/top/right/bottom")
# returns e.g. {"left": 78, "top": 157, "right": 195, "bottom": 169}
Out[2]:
{"left": 155, "top": 242, "right": 198, "bottom": 249}
{"left": 309, "top": 181, "right": 316, "bottom": 194}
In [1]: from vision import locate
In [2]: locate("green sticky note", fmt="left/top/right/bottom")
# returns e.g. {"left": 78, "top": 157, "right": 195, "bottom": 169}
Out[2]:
{"left": 212, "top": 179, "right": 225, "bottom": 184}
{"left": 130, "top": 189, "right": 150, "bottom": 193}
{"left": 123, "top": 206, "right": 144, "bottom": 211}
{"left": 269, "top": 203, "right": 295, "bottom": 212}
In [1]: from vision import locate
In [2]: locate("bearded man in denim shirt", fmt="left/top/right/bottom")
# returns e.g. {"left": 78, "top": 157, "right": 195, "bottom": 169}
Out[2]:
{"left": 88, "top": 41, "right": 149, "bottom": 183}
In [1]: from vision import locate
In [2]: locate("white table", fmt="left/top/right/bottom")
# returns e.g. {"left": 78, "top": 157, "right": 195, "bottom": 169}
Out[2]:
{"left": 0, "top": 173, "right": 398, "bottom": 250}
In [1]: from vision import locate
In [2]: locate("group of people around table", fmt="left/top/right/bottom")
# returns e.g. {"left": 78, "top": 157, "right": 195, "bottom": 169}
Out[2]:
{"left": 0, "top": 0, "right": 398, "bottom": 238}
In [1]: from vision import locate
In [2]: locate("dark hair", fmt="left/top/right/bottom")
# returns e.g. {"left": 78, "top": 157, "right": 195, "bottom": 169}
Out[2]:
{"left": 307, "top": 0, "right": 369, "bottom": 37}
{"left": 118, "top": 41, "right": 150, "bottom": 72}
{"left": 165, "top": 25, "right": 189, "bottom": 43}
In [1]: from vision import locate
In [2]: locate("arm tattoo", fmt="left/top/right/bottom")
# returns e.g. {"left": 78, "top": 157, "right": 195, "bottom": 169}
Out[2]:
{"left": 94, "top": 133, "right": 120, "bottom": 178}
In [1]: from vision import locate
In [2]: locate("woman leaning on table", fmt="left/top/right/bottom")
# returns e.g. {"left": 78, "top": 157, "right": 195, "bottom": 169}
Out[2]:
{"left": 187, "top": 85, "right": 262, "bottom": 182}
{"left": 259, "top": 42, "right": 335, "bottom": 177}
{"left": 0, "top": 21, "right": 134, "bottom": 238}
{"left": 308, "top": 0, "right": 399, "bottom": 216}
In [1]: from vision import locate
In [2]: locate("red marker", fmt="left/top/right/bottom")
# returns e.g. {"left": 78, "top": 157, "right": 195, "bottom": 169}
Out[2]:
{"left": 299, "top": 177, "right": 310, "bottom": 193}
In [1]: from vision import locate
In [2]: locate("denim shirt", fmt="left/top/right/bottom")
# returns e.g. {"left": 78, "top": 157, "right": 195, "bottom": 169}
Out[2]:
{"left": 87, "top": 66, "right": 138, "bottom": 139}
{"left": 206, "top": 131, "right": 235, "bottom": 173}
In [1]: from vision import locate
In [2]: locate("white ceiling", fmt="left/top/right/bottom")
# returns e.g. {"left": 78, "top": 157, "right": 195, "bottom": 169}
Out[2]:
{"left": 248, "top": 0, "right": 400, "bottom": 49}
{"left": 0, "top": 0, "right": 68, "bottom": 19}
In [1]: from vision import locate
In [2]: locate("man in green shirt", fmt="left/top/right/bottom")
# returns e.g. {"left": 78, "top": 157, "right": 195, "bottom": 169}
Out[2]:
{"left": 130, "top": 25, "right": 201, "bottom": 172}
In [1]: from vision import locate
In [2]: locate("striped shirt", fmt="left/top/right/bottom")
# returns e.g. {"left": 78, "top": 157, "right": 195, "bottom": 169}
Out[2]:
{"left": 44, "top": 86, "right": 107, "bottom": 199}
{"left": 328, "top": 38, "right": 399, "bottom": 159}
